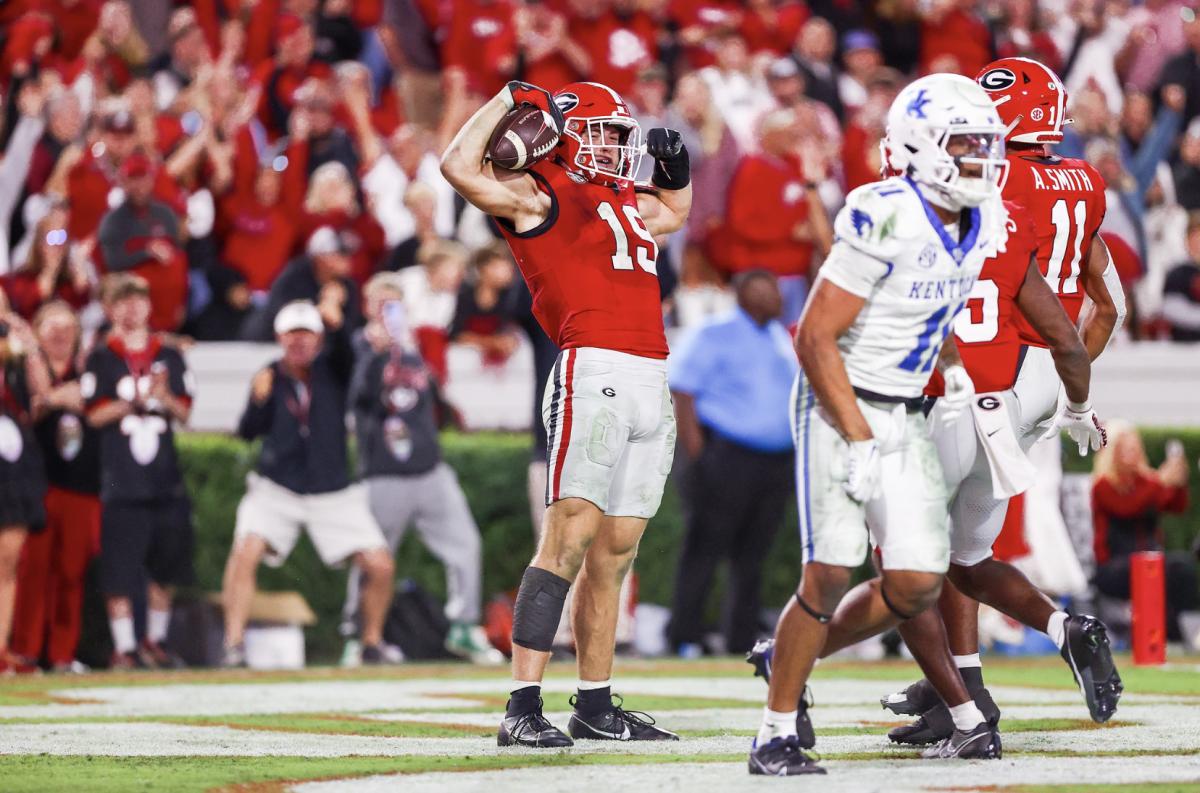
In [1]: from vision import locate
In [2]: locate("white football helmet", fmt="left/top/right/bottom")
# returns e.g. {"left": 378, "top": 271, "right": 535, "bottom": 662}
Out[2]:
{"left": 882, "top": 73, "right": 1008, "bottom": 211}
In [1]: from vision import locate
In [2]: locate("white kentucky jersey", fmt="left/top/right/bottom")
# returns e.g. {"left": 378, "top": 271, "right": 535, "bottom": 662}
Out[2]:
{"left": 814, "top": 176, "right": 1010, "bottom": 399}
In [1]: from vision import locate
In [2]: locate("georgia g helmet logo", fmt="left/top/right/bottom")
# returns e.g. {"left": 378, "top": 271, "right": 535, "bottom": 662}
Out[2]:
{"left": 553, "top": 93, "right": 579, "bottom": 114}
{"left": 979, "top": 68, "right": 1016, "bottom": 92}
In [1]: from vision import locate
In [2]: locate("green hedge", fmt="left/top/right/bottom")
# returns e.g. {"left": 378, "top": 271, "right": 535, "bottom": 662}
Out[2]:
{"left": 180, "top": 429, "right": 1200, "bottom": 662}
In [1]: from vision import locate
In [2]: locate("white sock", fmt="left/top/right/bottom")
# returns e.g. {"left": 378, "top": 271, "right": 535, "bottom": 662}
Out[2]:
{"left": 110, "top": 616, "right": 136, "bottom": 654}
{"left": 953, "top": 653, "right": 982, "bottom": 669}
{"left": 578, "top": 679, "right": 610, "bottom": 691}
{"left": 949, "top": 701, "right": 986, "bottom": 732}
{"left": 511, "top": 680, "right": 541, "bottom": 694}
{"left": 756, "top": 707, "right": 798, "bottom": 745}
{"left": 1046, "top": 611, "right": 1069, "bottom": 650}
{"left": 147, "top": 609, "right": 171, "bottom": 644}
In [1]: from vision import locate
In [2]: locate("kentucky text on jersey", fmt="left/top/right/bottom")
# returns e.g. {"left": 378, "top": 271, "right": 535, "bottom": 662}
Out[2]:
{"left": 908, "top": 274, "right": 978, "bottom": 301}
{"left": 1029, "top": 166, "right": 1094, "bottom": 192}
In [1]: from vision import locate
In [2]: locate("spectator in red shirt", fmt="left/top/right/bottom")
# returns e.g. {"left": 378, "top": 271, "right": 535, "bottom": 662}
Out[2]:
{"left": 300, "top": 162, "right": 386, "bottom": 286}
{"left": 740, "top": 0, "right": 808, "bottom": 57}
{"left": 710, "top": 108, "right": 832, "bottom": 321}
{"left": 569, "top": 0, "right": 658, "bottom": 98}
{"left": 919, "top": 0, "right": 994, "bottom": 76}
{"left": 514, "top": 1, "right": 587, "bottom": 91}
{"left": 10, "top": 300, "right": 101, "bottom": 673}
{"left": 672, "top": 0, "right": 742, "bottom": 70}
{"left": 217, "top": 163, "right": 297, "bottom": 294}
{"left": 1092, "top": 421, "right": 1197, "bottom": 640}
{"left": 76, "top": 0, "right": 150, "bottom": 93}
{"left": 50, "top": 0, "right": 103, "bottom": 63}
{"left": 993, "top": 0, "right": 1062, "bottom": 75}
{"left": 1, "top": 205, "right": 92, "bottom": 322}
{"left": 96, "top": 153, "right": 189, "bottom": 332}
{"left": 249, "top": 14, "right": 331, "bottom": 141}
{"left": 440, "top": 0, "right": 517, "bottom": 97}
{"left": 65, "top": 108, "right": 138, "bottom": 242}
{"left": 841, "top": 67, "right": 902, "bottom": 191}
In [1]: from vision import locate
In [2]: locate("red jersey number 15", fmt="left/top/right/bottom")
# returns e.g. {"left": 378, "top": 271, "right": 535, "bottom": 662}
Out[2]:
{"left": 597, "top": 200, "right": 658, "bottom": 274}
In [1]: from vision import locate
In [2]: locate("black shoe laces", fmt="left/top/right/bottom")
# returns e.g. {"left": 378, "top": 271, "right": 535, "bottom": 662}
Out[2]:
{"left": 607, "top": 694, "right": 658, "bottom": 729}
{"left": 511, "top": 698, "right": 556, "bottom": 736}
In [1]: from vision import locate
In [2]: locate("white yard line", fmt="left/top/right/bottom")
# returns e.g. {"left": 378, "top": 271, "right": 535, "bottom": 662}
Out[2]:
{"left": 0, "top": 676, "right": 1195, "bottom": 761}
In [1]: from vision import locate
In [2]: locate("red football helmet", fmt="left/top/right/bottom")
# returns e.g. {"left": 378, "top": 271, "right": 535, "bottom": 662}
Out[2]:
{"left": 975, "top": 57, "right": 1069, "bottom": 145}
{"left": 553, "top": 82, "right": 643, "bottom": 184}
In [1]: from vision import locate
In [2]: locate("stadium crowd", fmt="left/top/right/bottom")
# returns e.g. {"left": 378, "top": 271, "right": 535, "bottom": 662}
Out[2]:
{"left": 0, "top": 0, "right": 1197, "bottom": 671}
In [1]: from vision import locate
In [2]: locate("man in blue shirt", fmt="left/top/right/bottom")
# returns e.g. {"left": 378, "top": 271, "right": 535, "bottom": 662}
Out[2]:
{"left": 667, "top": 271, "right": 798, "bottom": 654}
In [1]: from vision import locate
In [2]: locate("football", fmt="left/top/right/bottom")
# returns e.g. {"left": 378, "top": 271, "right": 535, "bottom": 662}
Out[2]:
{"left": 487, "top": 104, "right": 560, "bottom": 170}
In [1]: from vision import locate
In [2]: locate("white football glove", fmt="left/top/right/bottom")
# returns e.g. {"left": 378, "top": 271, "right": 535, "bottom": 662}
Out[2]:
{"left": 1048, "top": 400, "right": 1108, "bottom": 455}
{"left": 938, "top": 365, "right": 975, "bottom": 423}
{"left": 843, "top": 439, "right": 882, "bottom": 503}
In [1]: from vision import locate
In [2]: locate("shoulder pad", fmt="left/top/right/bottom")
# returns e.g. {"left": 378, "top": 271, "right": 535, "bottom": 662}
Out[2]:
{"left": 833, "top": 179, "right": 916, "bottom": 260}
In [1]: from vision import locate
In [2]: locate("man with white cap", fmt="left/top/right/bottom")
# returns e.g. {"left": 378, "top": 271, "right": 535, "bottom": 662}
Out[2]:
{"left": 221, "top": 298, "right": 396, "bottom": 667}
{"left": 242, "top": 226, "right": 364, "bottom": 341}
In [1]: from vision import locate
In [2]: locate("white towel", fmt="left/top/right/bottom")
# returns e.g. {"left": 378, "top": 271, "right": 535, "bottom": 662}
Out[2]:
{"left": 971, "top": 391, "right": 1037, "bottom": 499}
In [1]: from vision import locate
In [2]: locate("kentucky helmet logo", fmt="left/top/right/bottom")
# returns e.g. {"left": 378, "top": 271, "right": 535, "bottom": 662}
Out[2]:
{"left": 906, "top": 89, "right": 931, "bottom": 119}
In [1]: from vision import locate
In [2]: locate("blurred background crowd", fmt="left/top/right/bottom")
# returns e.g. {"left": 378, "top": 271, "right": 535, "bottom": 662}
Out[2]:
{"left": 0, "top": 0, "right": 1197, "bottom": 672}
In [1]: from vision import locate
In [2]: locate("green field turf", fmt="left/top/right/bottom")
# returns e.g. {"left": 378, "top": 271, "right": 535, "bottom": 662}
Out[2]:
{"left": 0, "top": 654, "right": 1196, "bottom": 792}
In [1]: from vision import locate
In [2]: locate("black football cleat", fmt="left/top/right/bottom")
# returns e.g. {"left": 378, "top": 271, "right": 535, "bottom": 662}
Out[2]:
{"left": 889, "top": 687, "right": 1001, "bottom": 746}
{"left": 568, "top": 694, "right": 679, "bottom": 741}
{"left": 1060, "top": 615, "right": 1123, "bottom": 723}
{"left": 921, "top": 721, "right": 1002, "bottom": 759}
{"left": 889, "top": 704, "right": 954, "bottom": 746}
{"left": 880, "top": 677, "right": 940, "bottom": 717}
{"left": 748, "top": 736, "right": 826, "bottom": 776}
{"left": 498, "top": 698, "right": 574, "bottom": 748}
{"left": 746, "top": 639, "right": 816, "bottom": 748}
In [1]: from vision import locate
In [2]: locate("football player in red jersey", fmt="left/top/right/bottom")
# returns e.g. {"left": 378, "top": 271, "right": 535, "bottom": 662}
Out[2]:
{"left": 874, "top": 58, "right": 1124, "bottom": 745}
{"left": 442, "top": 80, "right": 691, "bottom": 747}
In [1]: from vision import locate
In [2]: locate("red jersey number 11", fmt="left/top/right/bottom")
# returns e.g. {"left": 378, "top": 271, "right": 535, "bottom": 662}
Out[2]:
{"left": 597, "top": 200, "right": 659, "bottom": 274}
{"left": 1047, "top": 198, "right": 1087, "bottom": 295}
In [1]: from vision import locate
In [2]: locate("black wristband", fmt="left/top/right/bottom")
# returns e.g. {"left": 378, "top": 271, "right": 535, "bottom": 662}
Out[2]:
{"left": 650, "top": 144, "right": 691, "bottom": 190}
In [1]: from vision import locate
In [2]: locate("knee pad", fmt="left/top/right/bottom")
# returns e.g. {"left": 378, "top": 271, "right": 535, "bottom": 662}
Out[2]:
{"left": 511, "top": 566, "right": 571, "bottom": 651}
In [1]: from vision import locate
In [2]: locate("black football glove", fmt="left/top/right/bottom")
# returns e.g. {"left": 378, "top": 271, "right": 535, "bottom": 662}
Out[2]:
{"left": 504, "top": 80, "right": 565, "bottom": 135}
{"left": 646, "top": 127, "right": 690, "bottom": 190}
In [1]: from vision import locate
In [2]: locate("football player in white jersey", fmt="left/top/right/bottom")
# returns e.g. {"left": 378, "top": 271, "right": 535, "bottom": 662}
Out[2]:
{"left": 748, "top": 73, "right": 1010, "bottom": 776}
